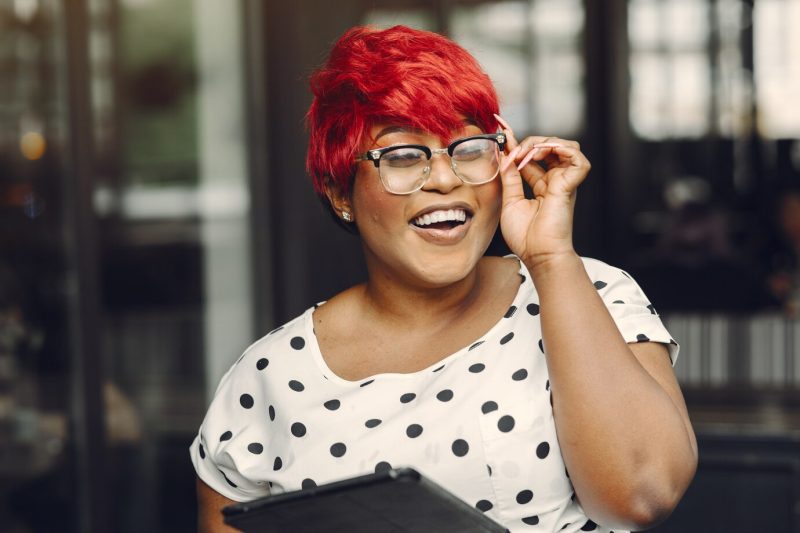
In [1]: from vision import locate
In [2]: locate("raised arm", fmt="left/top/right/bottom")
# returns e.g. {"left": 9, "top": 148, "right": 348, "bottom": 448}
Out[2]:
{"left": 495, "top": 116, "right": 697, "bottom": 529}
{"left": 531, "top": 253, "right": 697, "bottom": 529}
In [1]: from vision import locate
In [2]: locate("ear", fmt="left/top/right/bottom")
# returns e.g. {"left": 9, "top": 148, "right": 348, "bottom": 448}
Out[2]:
{"left": 323, "top": 177, "right": 354, "bottom": 222}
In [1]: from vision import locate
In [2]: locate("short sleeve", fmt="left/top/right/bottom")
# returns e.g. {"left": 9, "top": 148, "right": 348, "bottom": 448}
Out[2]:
{"left": 189, "top": 354, "right": 272, "bottom": 502}
{"left": 581, "top": 257, "right": 680, "bottom": 365}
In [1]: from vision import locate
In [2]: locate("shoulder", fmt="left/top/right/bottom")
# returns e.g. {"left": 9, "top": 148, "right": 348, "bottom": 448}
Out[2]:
{"left": 579, "top": 256, "right": 632, "bottom": 280}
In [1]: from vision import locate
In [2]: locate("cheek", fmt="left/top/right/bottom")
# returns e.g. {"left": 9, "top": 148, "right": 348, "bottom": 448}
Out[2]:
{"left": 351, "top": 174, "right": 405, "bottom": 231}
{"left": 479, "top": 181, "right": 503, "bottom": 222}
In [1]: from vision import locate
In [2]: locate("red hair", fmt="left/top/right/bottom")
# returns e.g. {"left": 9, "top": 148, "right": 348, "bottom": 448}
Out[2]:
{"left": 306, "top": 25, "right": 500, "bottom": 200}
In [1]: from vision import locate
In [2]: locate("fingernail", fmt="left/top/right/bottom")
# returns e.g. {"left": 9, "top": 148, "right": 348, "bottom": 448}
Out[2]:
{"left": 517, "top": 149, "right": 538, "bottom": 170}
{"left": 493, "top": 114, "right": 512, "bottom": 132}
{"left": 500, "top": 146, "right": 522, "bottom": 172}
{"left": 534, "top": 142, "right": 561, "bottom": 149}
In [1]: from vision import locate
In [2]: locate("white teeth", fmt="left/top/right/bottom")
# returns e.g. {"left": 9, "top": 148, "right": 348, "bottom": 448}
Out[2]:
{"left": 413, "top": 209, "right": 468, "bottom": 227}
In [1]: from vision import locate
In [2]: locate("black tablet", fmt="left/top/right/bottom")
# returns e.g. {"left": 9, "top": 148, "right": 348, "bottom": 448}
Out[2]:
{"left": 222, "top": 467, "right": 506, "bottom": 533}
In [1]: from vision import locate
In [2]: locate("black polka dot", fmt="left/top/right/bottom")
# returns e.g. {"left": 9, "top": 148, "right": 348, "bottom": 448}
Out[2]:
{"left": 220, "top": 431, "right": 233, "bottom": 441}
{"left": 273, "top": 457, "right": 282, "bottom": 470}
{"left": 516, "top": 489, "right": 533, "bottom": 504}
{"left": 560, "top": 524, "right": 570, "bottom": 530}
{"left": 512, "top": 368, "right": 528, "bottom": 381}
{"left": 518, "top": 273, "right": 526, "bottom": 284}
{"left": 324, "top": 399, "right": 340, "bottom": 410}
{"left": 247, "top": 443, "right": 263, "bottom": 454}
{"left": 375, "top": 461, "right": 392, "bottom": 474}
{"left": 288, "top": 380, "right": 305, "bottom": 392}
{"left": 636, "top": 333, "right": 650, "bottom": 342}
{"left": 487, "top": 464, "right": 492, "bottom": 476}
{"left": 452, "top": 439, "right": 469, "bottom": 457}
{"left": 593, "top": 280, "right": 607, "bottom": 290}
{"left": 365, "top": 418, "right": 382, "bottom": 428}
{"left": 406, "top": 424, "right": 423, "bottom": 438}
{"left": 522, "top": 516, "right": 540, "bottom": 525}
{"left": 476, "top": 500, "right": 493, "bottom": 512}
{"left": 647, "top": 304, "right": 657, "bottom": 315}
{"left": 612, "top": 300, "right": 625, "bottom": 304}
{"left": 360, "top": 379, "right": 374, "bottom": 387}
{"left": 432, "top": 364, "right": 445, "bottom": 372}
{"left": 504, "top": 306, "right": 518, "bottom": 318}
{"left": 330, "top": 442, "right": 346, "bottom": 458}
{"left": 500, "top": 332, "right": 515, "bottom": 345}
{"left": 538, "top": 339, "right": 545, "bottom": 353}
{"left": 536, "top": 441, "right": 550, "bottom": 459}
{"left": 301, "top": 478, "right": 316, "bottom": 489}
{"left": 545, "top": 379, "right": 550, "bottom": 391}
{"left": 291, "top": 422, "right": 306, "bottom": 437}
{"left": 481, "top": 401, "right": 498, "bottom": 414}
{"left": 400, "top": 393, "right": 416, "bottom": 403}
{"left": 290, "top": 336, "right": 305, "bottom": 350}
{"left": 526, "top": 303, "right": 540, "bottom": 316}
{"left": 469, "top": 363, "right": 485, "bottom": 373}
{"left": 436, "top": 389, "right": 454, "bottom": 402}
{"left": 256, "top": 358, "right": 269, "bottom": 370}
{"left": 581, "top": 520, "right": 597, "bottom": 531}
{"left": 199, "top": 443, "right": 205, "bottom": 459}
{"left": 468, "top": 341, "right": 484, "bottom": 351}
{"left": 239, "top": 394, "right": 254, "bottom": 409}
{"left": 268, "top": 405, "right": 275, "bottom": 421}
{"left": 498, "top": 415, "right": 515, "bottom": 432}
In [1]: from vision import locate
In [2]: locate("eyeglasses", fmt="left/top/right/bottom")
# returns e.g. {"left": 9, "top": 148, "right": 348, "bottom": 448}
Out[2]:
{"left": 354, "top": 133, "right": 506, "bottom": 195}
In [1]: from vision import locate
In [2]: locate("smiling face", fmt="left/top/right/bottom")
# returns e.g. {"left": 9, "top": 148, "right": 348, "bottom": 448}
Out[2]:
{"left": 340, "top": 122, "right": 503, "bottom": 288}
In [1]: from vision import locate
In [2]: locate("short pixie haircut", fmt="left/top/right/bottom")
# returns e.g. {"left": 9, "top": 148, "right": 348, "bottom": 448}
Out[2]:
{"left": 306, "top": 25, "right": 500, "bottom": 203}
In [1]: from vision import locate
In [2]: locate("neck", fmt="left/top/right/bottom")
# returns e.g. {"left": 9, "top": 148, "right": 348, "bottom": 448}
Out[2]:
{"left": 359, "top": 255, "right": 485, "bottom": 330}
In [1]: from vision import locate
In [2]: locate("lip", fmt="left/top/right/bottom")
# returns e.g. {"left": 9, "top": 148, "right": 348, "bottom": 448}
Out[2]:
{"left": 409, "top": 215, "right": 473, "bottom": 245}
{"left": 408, "top": 201, "right": 475, "bottom": 246}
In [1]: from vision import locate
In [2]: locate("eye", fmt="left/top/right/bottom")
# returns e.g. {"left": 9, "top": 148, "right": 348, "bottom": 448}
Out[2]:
{"left": 382, "top": 147, "right": 427, "bottom": 168}
{"left": 452, "top": 139, "right": 492, "bottom": 162}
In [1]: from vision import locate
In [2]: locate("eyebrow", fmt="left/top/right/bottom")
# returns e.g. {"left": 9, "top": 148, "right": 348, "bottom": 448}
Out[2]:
{"left": 374, "top": 119, "right": 479, "bottom": 141}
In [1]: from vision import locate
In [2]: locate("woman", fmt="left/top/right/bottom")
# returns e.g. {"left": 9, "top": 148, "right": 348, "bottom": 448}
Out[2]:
{"left": 192, "top": 25, "right": 697, "bottom": 532}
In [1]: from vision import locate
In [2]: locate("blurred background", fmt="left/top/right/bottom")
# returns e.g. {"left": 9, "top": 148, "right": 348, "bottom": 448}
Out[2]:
{"left": 1, "top": 0, "right": 799, "bottom": 531}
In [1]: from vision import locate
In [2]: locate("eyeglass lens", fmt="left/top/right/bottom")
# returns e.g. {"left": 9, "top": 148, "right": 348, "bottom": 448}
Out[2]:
{"left": 379, "top": 138, "right": 499, "bottom": 193}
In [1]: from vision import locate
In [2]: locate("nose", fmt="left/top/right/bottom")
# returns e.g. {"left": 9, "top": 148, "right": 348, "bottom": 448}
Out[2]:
{"left": 421, "top": 149, "right": 462, "bottom": 194}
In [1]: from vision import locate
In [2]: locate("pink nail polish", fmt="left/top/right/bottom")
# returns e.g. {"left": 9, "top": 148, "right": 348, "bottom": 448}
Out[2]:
{"left": 494, "top": 114, "right": 512, "bottom": 132}
{"left": 500, "top": 146, "right": 521, "bottom": 172}
{"left": 517, "top": 149, "right": 537, "bottom": 170}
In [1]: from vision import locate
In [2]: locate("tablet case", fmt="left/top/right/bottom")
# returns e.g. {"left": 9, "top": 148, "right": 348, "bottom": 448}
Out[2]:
{"left": 222, "top": 467, "right": 507, "bottom": 533}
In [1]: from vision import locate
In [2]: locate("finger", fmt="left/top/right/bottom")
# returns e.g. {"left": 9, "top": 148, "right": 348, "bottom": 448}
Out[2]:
{"left": 533, "top": 143, "right": 588, "bottom": 169}
{"left": 516, "top": 148, "right": 539, "bottom": 171}
{"left": 531, "top": 143, "right": 591, "bottom": 189}
{"left": 499, "top": 149, "right": 526, "bottom": 205}
{"left": 517, "top": 143, "right": 566, "bottom": 171}
{"left": 494, "top": 114, "right": 519, "bottom": 152}
{"left": 499, "top": 145, "right": 522, "bottom": 173}
{"left": 520, "top": 137, "right": 580, "bottom": 153}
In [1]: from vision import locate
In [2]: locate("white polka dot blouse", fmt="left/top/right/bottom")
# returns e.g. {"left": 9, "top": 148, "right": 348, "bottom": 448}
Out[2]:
{"left": 190, "top": 257, "right": 679, "bottom": 532}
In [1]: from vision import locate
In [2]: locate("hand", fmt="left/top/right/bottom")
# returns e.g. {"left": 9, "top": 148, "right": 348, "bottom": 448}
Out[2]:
{"left": 494, "top": 114, "right": 591, "bottom": 269}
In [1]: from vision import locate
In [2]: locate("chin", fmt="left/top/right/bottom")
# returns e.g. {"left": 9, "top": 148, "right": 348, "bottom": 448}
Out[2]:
{"left": 405, "top": 245, "right": 486, "bottom": 288}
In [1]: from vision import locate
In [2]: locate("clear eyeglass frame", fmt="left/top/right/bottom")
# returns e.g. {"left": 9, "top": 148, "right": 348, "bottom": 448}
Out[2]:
{"left": 354, "top": 133, "right": 507, "bottom": 195}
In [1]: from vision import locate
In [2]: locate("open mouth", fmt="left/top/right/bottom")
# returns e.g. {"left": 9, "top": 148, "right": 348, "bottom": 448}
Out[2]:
{"left": 410, "top": 208, "right": 470, "bottom": 230}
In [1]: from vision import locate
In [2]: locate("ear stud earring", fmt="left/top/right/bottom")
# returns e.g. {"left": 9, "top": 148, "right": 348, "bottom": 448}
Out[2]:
{"left": 342, "top": 211, "right": 352, "bottom": 222}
